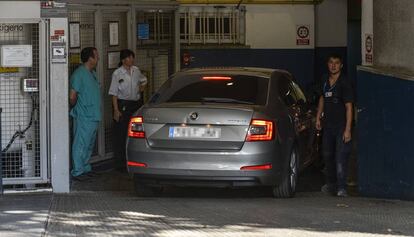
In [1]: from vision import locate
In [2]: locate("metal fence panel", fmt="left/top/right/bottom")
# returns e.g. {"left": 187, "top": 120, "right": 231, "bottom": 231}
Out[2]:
{"left": 0, "top": 23, "right": 42, "bottom": 185}
{"left": 136, "top": 11, "right": 174, "bottom": 101}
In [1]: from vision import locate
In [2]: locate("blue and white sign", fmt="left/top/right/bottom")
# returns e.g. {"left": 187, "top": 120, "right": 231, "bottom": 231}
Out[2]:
{"left": 137, "top": 23, "right": 149, "bottom": 40}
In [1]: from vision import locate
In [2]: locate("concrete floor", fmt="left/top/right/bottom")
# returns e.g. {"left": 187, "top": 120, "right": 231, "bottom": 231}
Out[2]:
{"left": 0, "top": 193, "right": 51, "bottom": 237}
{"left": 44, "top": 190, "right": 414, "bottom": 237}
{"left": 1, "top": 166, "right": 414, "bottom": 237}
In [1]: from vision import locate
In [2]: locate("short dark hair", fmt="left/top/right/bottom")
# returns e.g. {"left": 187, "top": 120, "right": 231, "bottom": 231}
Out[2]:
{"left": 118, "top": 49, "right": 135, "bottom": 67}
{"left": 81, "top": 47, "right": 97, "bottom": 63}
{"left": 327, "top": 53, "right": 343, "bottom": 63}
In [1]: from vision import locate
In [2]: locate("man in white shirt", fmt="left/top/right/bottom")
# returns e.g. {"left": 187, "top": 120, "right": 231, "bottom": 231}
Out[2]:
{"left": 108, "top": 49, "right": 147, "bottom": 171}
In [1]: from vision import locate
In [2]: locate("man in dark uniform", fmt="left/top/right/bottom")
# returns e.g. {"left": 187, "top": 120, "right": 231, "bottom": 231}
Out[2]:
{"left": 316, "top": 54, "right": 354, "bottom": 197}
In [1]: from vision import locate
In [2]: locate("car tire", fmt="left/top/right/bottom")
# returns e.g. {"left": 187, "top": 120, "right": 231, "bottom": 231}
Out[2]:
{"left": 133, "top": 175, "right": 163, "bottom": 197}
{"left": 272, "top": 147, "right": 298, "bottom": 198}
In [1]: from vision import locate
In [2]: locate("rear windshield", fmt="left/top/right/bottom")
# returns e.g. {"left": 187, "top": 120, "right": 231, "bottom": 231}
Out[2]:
{"left": 149, "top": 74, "right": 269, "bottom": 105}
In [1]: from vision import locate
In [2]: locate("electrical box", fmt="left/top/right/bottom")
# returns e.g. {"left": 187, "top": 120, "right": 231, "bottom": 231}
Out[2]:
{"left": 21, "top": 78, "right": 39, "bottom": 92}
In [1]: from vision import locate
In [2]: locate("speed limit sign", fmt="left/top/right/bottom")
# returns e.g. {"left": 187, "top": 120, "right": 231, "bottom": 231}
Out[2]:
{"left": 296, "top": 25, "right": 310, "bottom": 45}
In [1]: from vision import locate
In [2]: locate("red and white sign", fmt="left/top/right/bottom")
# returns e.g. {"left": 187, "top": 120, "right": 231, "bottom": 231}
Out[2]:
{"left": 365, "top": 34, "right": 373, "bottom": 65}
{"left": 54, "top": 30, "right": 65, "bottom": 36}
{"left": 296, "top": 25, "right": 310, "bottom": 45}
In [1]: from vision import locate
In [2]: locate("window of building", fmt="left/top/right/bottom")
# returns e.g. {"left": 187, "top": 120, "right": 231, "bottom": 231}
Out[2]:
{"left": 136, "top": 11, "right": 174, "bottom": 45}
{"left": 179, "top": 6, "right": 245, "bottom": 45}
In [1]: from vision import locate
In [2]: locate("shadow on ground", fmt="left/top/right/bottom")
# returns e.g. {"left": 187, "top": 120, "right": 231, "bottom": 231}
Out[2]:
{"left": 71, "top": 159, "right": 326, "bottom": 197}
{"left": 48, "top": 161, "right": 414, "bottom": 237}
{"left": 0, "top": 193, "right": 51, "bottom": 237}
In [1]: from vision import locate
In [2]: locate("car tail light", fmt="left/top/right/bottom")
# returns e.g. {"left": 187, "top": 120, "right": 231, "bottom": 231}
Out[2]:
{"left": 246, "top": 119, "right": 274, "bottom": 141}
{"left": 241, "top": 164, "right": 272, "bottom": 170}
{"left": 128, "top": 116, "right": 145, "bottom": 138}
{"left": 202, "top": 76, "right": 232, "bottom": 80}
{"left": 127, "top": 161, "right": 147, "bottom": 168}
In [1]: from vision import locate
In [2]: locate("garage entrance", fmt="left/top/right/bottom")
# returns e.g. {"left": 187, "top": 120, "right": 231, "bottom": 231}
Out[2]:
{"left": 67, "top": 3, "right": 177, "bottom": 164}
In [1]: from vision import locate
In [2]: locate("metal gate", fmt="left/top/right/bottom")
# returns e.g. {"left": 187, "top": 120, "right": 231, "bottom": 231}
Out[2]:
{"left": 136, "top": 10, "right": 174, "bottom": 101}
{"left": 0, "top": 21, "right": 48, "bottom": 186}
{"left": 68, "top": 8, "right": 130, "bottom": 162}
{"left": 67, "top": 5, "right": 176, "bottom": 163}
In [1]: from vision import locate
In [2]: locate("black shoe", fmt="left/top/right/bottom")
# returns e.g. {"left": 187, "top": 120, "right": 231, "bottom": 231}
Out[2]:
{"left": 85, "top": 171, "right": 100, "bottom": 177}
{"left": 321, "top": 184, "right": 336, "bottom": 196}
{"left": 72, "top": 174, "right": 90, "bottom": 182}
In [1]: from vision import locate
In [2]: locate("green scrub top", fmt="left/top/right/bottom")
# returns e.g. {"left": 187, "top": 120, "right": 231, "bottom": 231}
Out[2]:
{"left": 70, "top": 65, "right": 102, "bottom": 121}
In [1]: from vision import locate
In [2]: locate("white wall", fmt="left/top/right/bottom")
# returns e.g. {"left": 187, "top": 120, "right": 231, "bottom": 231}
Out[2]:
{"left": 315, "top": 0, "right": 347, "bottom": 47}
{"left": 245, "top": 5, "right": 314, "bottom": 49}
{"left": 179, "top": 2, "right": 349, "bottom": 49}
{"left": 0, "top": 1, "right": 40, "bottom": 19}
{"left": 373, "top": 0, "right": 414, "bottom": 73}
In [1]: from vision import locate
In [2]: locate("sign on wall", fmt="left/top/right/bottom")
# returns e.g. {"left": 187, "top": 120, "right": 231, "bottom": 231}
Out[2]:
{"left": 365, "top": 34, "right": 373, "bottom": 65}
{"left": 51, "top": 42, "right": 67, "bottom": 64}
{"left": 108, "top": 51, "right": 120, "bottom": 69}
{"left": 69, "top": 54, "right": 80, "bottom": 64}
{"left": 69, "top": 22, "right": 80, "bottom": 48}
{"left": 296, "top": 25, "right": 310, "bottom": 45}
{"left": 109, "top": 22, "right": 119, "bottom": 46}
{"left": 0, "top": 67, "right": 19, "bottom": 73}
{"left": 0, "top": 45, "right": 32, "bottom": 67}
{"left": 0, "top": 24, "right": 24, "bottom": 34}
{"left": 137, "top": 23, "right": 150, "bottom": 40}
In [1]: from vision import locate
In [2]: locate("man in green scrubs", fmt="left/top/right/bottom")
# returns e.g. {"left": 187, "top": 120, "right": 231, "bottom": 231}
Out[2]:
{"left": 69, "top": 47, "right": 101, "bottom": 178}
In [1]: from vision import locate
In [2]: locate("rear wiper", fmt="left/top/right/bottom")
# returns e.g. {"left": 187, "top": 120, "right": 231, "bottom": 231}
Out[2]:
{"left": 201, "top": 97, "right": 254, "bottom": 105}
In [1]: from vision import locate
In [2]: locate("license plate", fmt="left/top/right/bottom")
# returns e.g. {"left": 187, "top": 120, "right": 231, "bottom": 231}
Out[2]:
{"left": 169, "top": 126, "right": 221, "bottom": 139}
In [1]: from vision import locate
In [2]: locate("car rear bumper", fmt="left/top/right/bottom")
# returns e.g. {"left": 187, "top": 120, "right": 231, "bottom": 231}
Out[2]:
{"left": 127, "top": 139, "right": 288, "bottom": 187}
{"left": 130, "top": 172, "right": 277, "bottom": 188}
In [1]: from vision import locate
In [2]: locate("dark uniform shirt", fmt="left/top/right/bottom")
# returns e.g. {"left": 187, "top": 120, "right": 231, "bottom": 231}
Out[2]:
{"left": 320, "top": 74, "right": 354, "bottom": 129}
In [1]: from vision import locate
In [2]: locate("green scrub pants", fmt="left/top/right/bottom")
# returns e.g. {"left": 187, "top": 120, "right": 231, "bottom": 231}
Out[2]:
{"left": 71, "top": 118, "right": 99, "bottom": 177}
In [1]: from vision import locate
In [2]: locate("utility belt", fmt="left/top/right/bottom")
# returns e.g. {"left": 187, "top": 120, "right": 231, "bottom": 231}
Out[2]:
{"left": 117, "top": 99, "right": 143, "bottom": 114}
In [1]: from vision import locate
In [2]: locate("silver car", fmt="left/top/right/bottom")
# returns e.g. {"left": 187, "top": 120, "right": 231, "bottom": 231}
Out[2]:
{"left": 127, "top": 67, "right": 318, "bottom": 197}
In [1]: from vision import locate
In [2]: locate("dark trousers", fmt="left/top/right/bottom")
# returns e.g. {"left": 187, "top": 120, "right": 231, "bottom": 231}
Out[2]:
{"left": 113, "top": 99, "right": 142, "bottom": 168}
{"left": 322, "top": 127, "right": 352, "bottom": 191}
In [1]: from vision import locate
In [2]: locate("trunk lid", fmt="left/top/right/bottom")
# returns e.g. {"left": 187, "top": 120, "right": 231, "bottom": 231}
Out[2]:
{"left": 142, "top": 104, "right": 254, "bottom": 150}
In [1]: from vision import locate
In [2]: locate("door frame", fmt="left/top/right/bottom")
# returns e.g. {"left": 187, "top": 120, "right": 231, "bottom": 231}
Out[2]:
{"left": 67, "top": 3, "right": 179, "bottom": 162}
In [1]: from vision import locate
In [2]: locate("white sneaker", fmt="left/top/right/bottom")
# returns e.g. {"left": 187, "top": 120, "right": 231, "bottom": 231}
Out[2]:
{"left": 337, "top": 189, "right": 348, "bottom": 197}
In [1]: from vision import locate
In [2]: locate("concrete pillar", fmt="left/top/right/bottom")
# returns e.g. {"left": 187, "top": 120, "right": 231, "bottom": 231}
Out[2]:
{"left": 315, "top": 0, "right": 347, "bottom": 48}
{"left": 361, "top": 0, "right": 373, "bottom": 66}
{"left": 49, "top": 18, "right": 70, "bottom": 193}
{"left": 173, "top": 10, "right": 181, "bottom": 72}
{"left": 373, "top": 0, "right": 414, "bottom": 72}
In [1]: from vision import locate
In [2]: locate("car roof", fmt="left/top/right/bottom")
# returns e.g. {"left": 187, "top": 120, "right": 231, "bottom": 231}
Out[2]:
{"left": 174, "top": 67, "right": 291, "bottom": 79}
